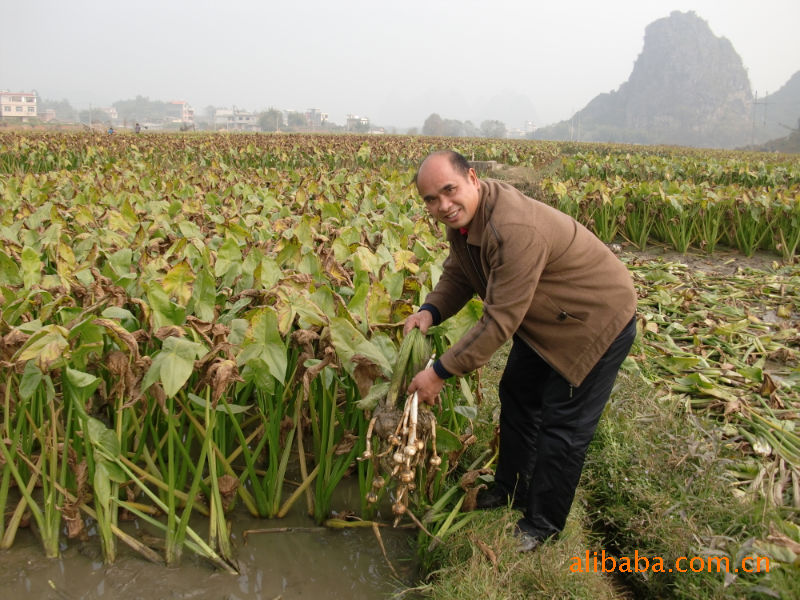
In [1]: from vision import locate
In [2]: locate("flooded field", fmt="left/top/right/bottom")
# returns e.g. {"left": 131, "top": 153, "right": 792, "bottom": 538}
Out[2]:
{"left": 0, "top": 484, "right": 419, "bottom": 600}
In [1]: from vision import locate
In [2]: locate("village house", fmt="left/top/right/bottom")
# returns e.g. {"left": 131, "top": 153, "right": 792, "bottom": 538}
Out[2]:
{"left": 212, "top": 107, "right": 258, "bottom": 131}
{"left": 0, "top": 91, "right": 37, "bottom": 121}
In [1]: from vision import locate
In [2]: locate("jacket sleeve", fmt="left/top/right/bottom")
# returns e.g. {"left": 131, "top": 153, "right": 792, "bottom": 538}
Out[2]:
{"left": 422, "top": 250, "right": 476, "bottom": 323}
{"left": 438, "top": 223, "right": 547, "bottom": 376}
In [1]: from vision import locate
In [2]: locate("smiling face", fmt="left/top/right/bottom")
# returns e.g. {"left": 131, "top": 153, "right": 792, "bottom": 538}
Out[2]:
{"left": 416, "top": 153, "right": 481, "bottom": 230}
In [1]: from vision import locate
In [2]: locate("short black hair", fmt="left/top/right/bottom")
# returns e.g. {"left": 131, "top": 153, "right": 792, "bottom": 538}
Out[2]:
{"left": 413, "top": 150, "right": 472, "bottom": 186}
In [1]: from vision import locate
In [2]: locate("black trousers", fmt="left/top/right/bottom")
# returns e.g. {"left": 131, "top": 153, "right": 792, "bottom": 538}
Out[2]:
{"left": 495, "top": 316, "right": 637, "bottom": 540}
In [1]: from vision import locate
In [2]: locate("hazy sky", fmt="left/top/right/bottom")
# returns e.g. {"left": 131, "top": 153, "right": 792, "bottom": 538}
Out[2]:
{"left": 1, "top": 0, "right": 798, "bottom": 129}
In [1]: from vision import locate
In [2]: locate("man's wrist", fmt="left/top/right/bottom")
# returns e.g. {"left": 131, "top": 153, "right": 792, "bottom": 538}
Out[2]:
{"left": 419, "top": 303, "right": 441, "bottom": 325}
{"left": 432, "top": 359, "right": 453, "bottom": 380}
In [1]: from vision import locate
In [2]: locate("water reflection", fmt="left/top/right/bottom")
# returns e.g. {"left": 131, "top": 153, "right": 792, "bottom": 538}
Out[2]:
{"left": 0, "top": 504, "right": 418, "bottom": 599}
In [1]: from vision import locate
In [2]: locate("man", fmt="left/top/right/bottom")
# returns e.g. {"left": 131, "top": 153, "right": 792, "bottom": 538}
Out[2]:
{"left": 404, "top": 150, "right": 637, "bottom": 552}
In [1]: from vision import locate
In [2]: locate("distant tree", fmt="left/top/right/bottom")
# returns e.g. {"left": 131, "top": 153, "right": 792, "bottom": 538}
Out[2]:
{"left": 287, "top": 111, "right": 308, "bottom": 129}
{"left": 444, "top": 119, "right": 473, "bottom": 137}
{"left": 480, "top": 119, "right": 507, "bottom": 139}
{"left": 406, "top": 127, "right": 419, "bottom": 136}
{"left": 78, "top": 109, "right": 109, "bottom": 126}
{"left": 463, "top": 120, "right": 481, "bottom": 138}
{"left": 259, "top": 108, "right": 284, "bottom": 131}
{"left": 113, "top": 96, "right": 170, "bottom": 123}
{"left": 39, "top": 98, "right": 77, "bottom": 122}
{"left": 422, "top": 113, "right": 444, "bottom": 136}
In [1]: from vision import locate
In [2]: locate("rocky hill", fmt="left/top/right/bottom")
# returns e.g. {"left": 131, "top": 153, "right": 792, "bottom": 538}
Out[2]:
{"left": 753, "top": 71, "right": 800, "bottom": 143}
{"left": 534, "top": 11, "right": 762, "bottom": 148}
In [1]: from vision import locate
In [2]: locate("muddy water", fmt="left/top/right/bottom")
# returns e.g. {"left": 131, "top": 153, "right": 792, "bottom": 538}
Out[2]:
{"left": 0, "top": 483, "right": 419, "bottom": 600}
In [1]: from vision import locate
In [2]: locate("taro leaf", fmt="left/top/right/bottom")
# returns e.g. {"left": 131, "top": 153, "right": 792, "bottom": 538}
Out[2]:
{"left": 285, "top": 289, "right": 327, "bottom": 330}
{"left": 106, "top": 248, "right": 133, "bottom": 280}
{"left": 331, "top": 237, "right": 352, "bottom": 263}
{"left": 436, "top": 425, "right": 463, "bottom": 453}
{"left": 453, "top": 404, "right": 478, "bottom": 420}
{"left": 355, "top": 380, "right": 390, "bottom": 410}
{"left": 146, "top": 285, "right": 186, "bottom": 329}
{"left": 366, "top": 284, "right": 391, "bottom": 325}
{"left": 382, "top": 271, "right": 405, "bottom": 301}
{"left": 157, "top": 336, "right": 206, "bottom": 398}
{"left": 713, "top": 319, "right": 750, "bottom": 337}
{"left": 65, "top": 367, "right": 101, "bottom": 398}
{"left": 178, "top": 220, "right": 203, "bottom": 240}
{"left": 87, "top": 417, "right": 122, "bottom": 458}
{"left": 15, "top": 324, "right": 69, "bottom": 371}
{"left": 310, "top": 286, "right": 337, "bottom": 320}
{"left": 101, "top": 306, "right": 139, "bottom": 327}
{"left": 190, "top": 267, "right": 217, "bottom": 322}
{"left": 440, "top": 299, "right": 484, "bottom": 345}
{"left": 18, "top": 360, "right": 43, "bottom": 401}
{"left": 428, "top": 262, "right": 443, "bottom": 289}
{"left": 392, "top": 250, "right": 419, "bottom": 274}
{"left": 0, "top": 250, "right": 22, "bottom": 286}
{"left": 215, "top": 237, "right": 242, "bottom": 281}
{"left": 20, "top": 246, "right": 42, "bottom": 289}
{"left": 459, "top": 378, "right": 476, "bottom": 406}
{"left": 227, "top": 318, "right": 249, "bottom": 347}
{"left": 348, "top": 282, "right": 370, "bottom": 333}
{"left": 352, "top": 247, "right": 381, "bottom": 276}
{"left": 93, "top": 461, "right": 113, "bottom": 513}
{"left": 257, "top": 256, "right": 282, "bottom": 289}
{"left": 674, "top": 373, "right": 739, "bottom": 403}
{"left": 352, "top": 354, "right": 383, "bottom": 398}
{"left": 328, "top": 316, "right": 392, "bottom": 378}
{"left": 654, "top": 355, "right": 708, "bottom": 374}
{"left": 236, "top": 306, "right": 287, "bottom": 384}
{"left": 162, "top": 260, "right": 195, "bottom": 305}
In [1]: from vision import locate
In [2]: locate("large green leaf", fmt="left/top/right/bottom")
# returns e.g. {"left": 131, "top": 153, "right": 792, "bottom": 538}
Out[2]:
{"left": 21, "top": 246, "right": 42, "bottom": 289}
{"left": 146, "top": 285, "right": 186, "bottom": 329}
{"left": 190, "top": 267, "right": 217, "bottom": 322}
{"left": 14, "top": 324, "right": 69, "bottom": 371}
{"left": 328, "top": 316, "right": 391, "bottom": 378}
{"left": 162, "top": 260, "right": 195, "bottom": 305}
{"left": 158, "top": 336, "right": 207, "bottom": 398}
{"left": 0, "top": 250, "right": 22, "bottom": 286}
{"left": 237, "top": 306, "right": 288, "bottom": 384}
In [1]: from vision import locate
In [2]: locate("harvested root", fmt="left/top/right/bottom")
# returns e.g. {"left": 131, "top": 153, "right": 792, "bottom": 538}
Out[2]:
{"left": 360, "top": 354, "right": 442, "bottom": 522}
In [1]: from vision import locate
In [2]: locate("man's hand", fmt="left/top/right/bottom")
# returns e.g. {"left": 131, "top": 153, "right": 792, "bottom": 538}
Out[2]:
{"left": 407, "top": 367, "right": 445, "bottom": 406}
{"left": 404, "top": 310, "right": 433, "bottom": 335}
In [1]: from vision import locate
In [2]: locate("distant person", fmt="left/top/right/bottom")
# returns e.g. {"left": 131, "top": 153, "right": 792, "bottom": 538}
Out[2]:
{"left": 107, "top": 126, "right": 115, "bottom": 135}
{"left": 134, "top": 122, "right": 141, "bottom": 134}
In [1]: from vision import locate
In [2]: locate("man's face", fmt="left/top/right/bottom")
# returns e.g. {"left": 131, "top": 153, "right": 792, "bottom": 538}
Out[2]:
{"left": 416, "top": 155, "right": 481, "bottom": 230}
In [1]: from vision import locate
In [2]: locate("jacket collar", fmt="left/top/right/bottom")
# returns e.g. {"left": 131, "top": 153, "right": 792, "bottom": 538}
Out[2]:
{"left": 463, "top": 179, "right": 490, "bottom": 245}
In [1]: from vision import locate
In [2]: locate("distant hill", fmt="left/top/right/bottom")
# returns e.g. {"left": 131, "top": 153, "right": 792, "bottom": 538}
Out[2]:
{"left": 741, "top": 120, "right": 800, "bottom": 154}
{"left": 534, "top": 11, "right": 770, "bottom": 148}
{"left": 752, "top": 71, "right": 800, "bottom": 143}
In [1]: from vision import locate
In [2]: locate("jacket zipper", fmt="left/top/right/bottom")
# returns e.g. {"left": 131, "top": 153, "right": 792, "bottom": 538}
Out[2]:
{"left": 464, "top": 242, "right": 487, "bottom": 289}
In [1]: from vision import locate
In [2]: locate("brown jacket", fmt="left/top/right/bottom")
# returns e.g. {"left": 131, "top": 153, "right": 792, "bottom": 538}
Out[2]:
{"left": 424, "top": 178, "right": 637, "bottom": 387}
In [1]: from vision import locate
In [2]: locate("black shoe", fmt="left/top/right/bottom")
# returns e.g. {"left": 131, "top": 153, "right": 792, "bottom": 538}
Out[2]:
{"left": 513, "top": 521, "right": 544, "bottom": 553}
{"left": 474, "top": 486, "right": 511, "bottom": 509}
{"left": 476, "top": 486, "right": 527, "bottom": 510}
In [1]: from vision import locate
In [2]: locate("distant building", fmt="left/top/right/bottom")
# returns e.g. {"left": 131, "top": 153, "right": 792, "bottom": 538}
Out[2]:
{"left": 346, "top": 114, "right": 370, "bottom": 132}
{"left": 213, "top": 107, "right": 259, "bottom": 131}
{"left": 96, "top": 106, "right": 119, "bottom": 123}
{"left": 306, "top": 108, "right": 328, "bottom": 128}
{"left": 166, "top": 100, "right": 195, "bottom": 125}
{"left": 1, "top": 91, "right": 37, "bottom": 120}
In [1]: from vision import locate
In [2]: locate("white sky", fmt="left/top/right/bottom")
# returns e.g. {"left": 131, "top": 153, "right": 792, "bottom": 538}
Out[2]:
{"left": 1, "top": 0, "right": 798, "bottom": 129}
